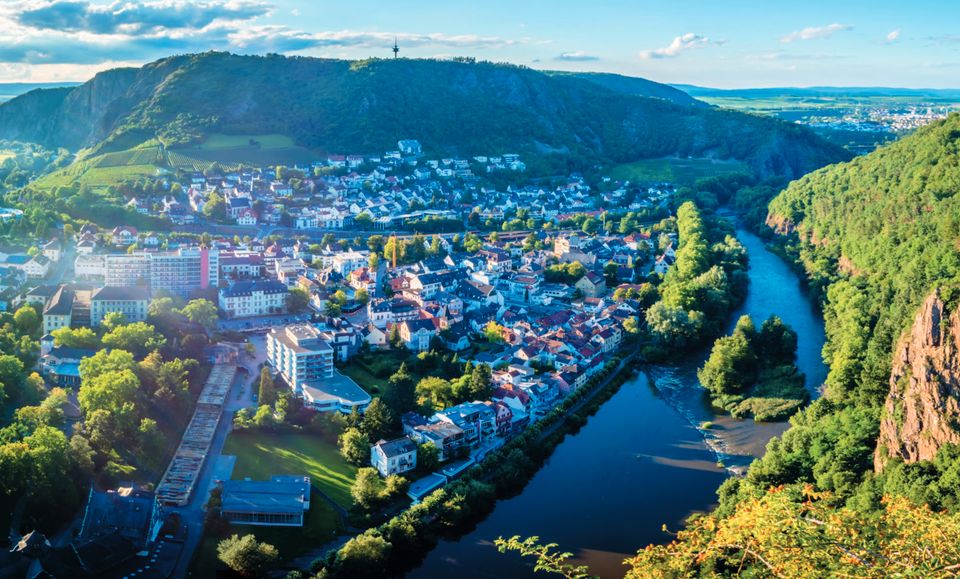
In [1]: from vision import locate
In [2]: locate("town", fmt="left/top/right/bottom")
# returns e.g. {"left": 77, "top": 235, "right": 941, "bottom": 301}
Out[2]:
{"left": 0, "top": 139, "right": 678, "bottom": 577}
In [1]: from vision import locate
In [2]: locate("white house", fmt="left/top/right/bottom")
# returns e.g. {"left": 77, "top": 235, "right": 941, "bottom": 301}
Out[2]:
{"left": 218, "top": 280, "right": 289, "bottom": 318}
{"left": 370, "top": 437, "right": 418, "bottom": 477}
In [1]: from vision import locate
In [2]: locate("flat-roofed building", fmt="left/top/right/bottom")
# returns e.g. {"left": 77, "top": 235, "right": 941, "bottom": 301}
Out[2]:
{"left": 267, "top": 324, "right": 334, "bottom": 386}
{"left": 300, "top": 370, "right": 371, "bottom": 413}
{"left": 219, "top": 476, "right": 310, "bottom": 527}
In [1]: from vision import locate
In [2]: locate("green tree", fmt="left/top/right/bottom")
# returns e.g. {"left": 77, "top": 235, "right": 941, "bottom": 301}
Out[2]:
{"left": 361, "top": 398, "right": 393, "bottom": 441}
{"left": 339, "top": 427, "right": 370, "bottom": 466}
{"left": 217, "top": 534, "right": 279, "bottom": 577}
{"left": 101, "top": 311, "right": 127, "bottom": 330}
{"left": 13, "top": 306, "right": 39, "bottom": 336}
{"left": 51, "top": 326, "right": 99, "bottom": 349}
{"left": 418, "top": 442, "right": 441, "bottom": 471}
{"left": 101, "top": 322, "right": 166, "bottom": 355}
{"left": 177, "top": 299, "right": 218, "bottom": 330}
{"left": 351, "top": 467, "right": 382, "bottom": 510}
{"left": 286, "top": 287, "right": 310, "bottom": 313}
{"left": 258, "top": 367, "right": 278, "bottom": 406}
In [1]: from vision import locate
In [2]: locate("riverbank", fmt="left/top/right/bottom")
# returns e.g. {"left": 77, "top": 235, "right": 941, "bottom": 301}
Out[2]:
{"left": 311, "top": 353, "right": 641, "bottom": 578}
{"left": 410, "top": 224, "right": 827, "bottom": 578}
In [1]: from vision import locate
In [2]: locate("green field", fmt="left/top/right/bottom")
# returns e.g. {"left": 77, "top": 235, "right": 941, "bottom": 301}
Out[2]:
{"left": 169, "top": 132, "right": 318, "bottom": 168}
{"left": 610, "top": 157, "right": 750, "bottom": 185}
{"left": 33, "top": 162, "right": 163, "bottom": 191}
{"left": 224, "top": 430, "right": 357, "bottom": 508}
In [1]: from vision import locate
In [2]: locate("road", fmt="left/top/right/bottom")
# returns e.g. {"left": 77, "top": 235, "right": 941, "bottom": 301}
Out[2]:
{"left": 47, "top": 243, "right": 75, "bottom": 285}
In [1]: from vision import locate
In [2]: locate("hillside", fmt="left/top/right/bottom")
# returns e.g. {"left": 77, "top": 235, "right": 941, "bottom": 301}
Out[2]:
{"left": 620, "top": 113, "right": 960, "bottom": 578}
{"left": 545, "top": 71, "right": 705, "bottom": 107}
{"left": 0, "top": 52, "right": 848, "bottom": 179}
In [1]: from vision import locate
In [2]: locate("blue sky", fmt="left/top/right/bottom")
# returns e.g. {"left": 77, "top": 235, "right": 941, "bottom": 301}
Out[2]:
{"left": 1, "top": 0, "right": 959, "bottom": 87}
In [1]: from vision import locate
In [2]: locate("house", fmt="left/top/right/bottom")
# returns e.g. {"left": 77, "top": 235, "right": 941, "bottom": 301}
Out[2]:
{"left": 24, "top": 255, "right": 50, "bottom": 278}
{"left": 404, "top": 418, "right": 465, "bottom": 462}
{"left": 219, "top": 280, "right": 289, "bottom": 318}
{"left": 398, "top": 318, "right": 437, "bottom": 352}
{"left": 111, "top": 226, "right": 138, "bottom": 246}
{"left": 370, "top": 437, "right": 418, "bottom": 477}
{"left": 42, "top": 285, "right": 74, "bottom": 334}
{"left": 42, "top": 238, "right": 62, "bottom": 262}
{"left": 74, "top": 254, "right": 105, "bottom": 279}
{"left": 236, "top": 207, "right": 258, "bottom": 226}
{"left": 398, "top": 139, "right": 422, "bottom": 156}
{"left": 575, "top": 271, "right": 606, "bottom": 298}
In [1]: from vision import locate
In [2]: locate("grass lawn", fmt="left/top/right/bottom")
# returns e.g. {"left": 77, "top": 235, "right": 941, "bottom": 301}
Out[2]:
{"left": 223, "top": 430, "right": 357, "bottom": 508}
{"left": 610, "top": 157, "right": 750, "bottom": 186}
{"left": 339, "top": 362, "right": 388, "bottom": 395}
{"left": 190, "top": 430, "right": 357, "bottom": 574}
{"left": 199, "top": 133, "right": 296, "bottom": 150}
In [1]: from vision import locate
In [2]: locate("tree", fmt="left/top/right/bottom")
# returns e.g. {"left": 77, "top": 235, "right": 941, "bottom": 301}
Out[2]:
{"left": 258, "top": 367, "right": 277, "bottom": 406}
{"left": 13, "top": 306, "right": 39, "bottom": 336}
{"left": 339, "top": 427, "right": 370, "bottom": 465}
{"left": 335, "top": 533, "right": 391, "bottom": 577}
{"left": 217, "top": 534, "right": 279, "bottom": 577}
{"left": 469, "top": 363, "right": 493, "bottom": 400}
{"left": 324, "top": 300, "right": 342, "bottom": 317}
{"left": 101, "top": 311, "right": 127, "bottom": 330}
{"left": 101, "top": 322, "right": 166, "bottom": 355}
{"left": 382, "top": 364, "right": 416, "bottom": 415}
{"left": 483, "top": 321, "right": 506, "bottom": 343}
{"left": 418, "top": 442, "right": 441, "bottom": 471}
{"left": 252, "top": 404, "right": 276, "bottom": 429}
{"left": 78, "top": 369, "right": 140, "bottom": 416}
{"left": 51, "top": 326, "right": 99, "bottom": 349}
{"left": 203, "top": 191, "right": 226, "bottom": 221}
{"left": 361, "top": 398, "right": 393, "bottom": 441}
{"left": 355, "top": 288, "right": 370, "bottom": 305}
{"left": 148, "top": 296, "right": 179, "bottom": 320}
{"left": 697, "top": 316, "right": 758, "bottom": 397}
{"left": 415, "top": 376, "right": 455, "bottom": 410}
{"left": 286, "top": 287, "right": 310, "bottom": 313}
{"left": 351, "top": 467, "right": 382, "bottom": 510}
{"left": 177, "top": 299, "right": 218, "bottom": 331}
{"left": 0, "top": 355, "right": 24, "bottom": 402}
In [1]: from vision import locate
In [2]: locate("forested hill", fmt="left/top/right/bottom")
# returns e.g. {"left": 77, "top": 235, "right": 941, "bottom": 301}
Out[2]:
{"left": 767, "top": 112, "right": 960, "bottom": 404}
{"left": 544, "top": 71, "right": 706, "bottom": 107}
{"left": 0, "top": 52, "right": 848, "bottom": 179}
{"left": 621, "top": 115, "right": 960, "bottom": 577}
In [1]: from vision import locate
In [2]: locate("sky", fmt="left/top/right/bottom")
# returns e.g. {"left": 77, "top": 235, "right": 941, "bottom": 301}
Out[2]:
{"left": 1, "top": 0, "right": 959, "bottom": 88}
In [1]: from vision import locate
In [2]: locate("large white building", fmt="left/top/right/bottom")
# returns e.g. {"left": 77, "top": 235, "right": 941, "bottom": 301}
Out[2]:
{"left": 218, "top": 280, "right": 288, "bottom": 318}
{"left": 104, "top": 247, "right": 219, "bottom": 298}
{"left": 90, "top": 286, "right": 150, "bottom": 327}
{"left": 267, "top": 324, "right": 334, "bottom": 387}
{"left": 267, "top": 323, "right": 370, "bottom": 413}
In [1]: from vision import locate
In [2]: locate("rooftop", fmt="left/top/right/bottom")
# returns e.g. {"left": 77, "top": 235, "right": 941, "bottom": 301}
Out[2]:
{"left": 301, "top": 370, "right": 371, "bottom": 406}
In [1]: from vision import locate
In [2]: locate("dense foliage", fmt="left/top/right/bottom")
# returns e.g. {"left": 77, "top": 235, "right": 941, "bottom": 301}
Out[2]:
{"left": 644, "top": 202, "right": 748, "bottom": 354}
{"left": 699, "top": 315, "right": 807, "bottom": 421}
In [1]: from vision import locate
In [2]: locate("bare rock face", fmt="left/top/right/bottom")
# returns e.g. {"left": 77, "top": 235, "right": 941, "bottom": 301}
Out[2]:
{"left": 875, "top": 291, "right": 960, "bottom": 472}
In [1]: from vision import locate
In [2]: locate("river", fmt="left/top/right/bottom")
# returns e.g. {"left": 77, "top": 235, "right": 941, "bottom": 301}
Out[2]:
{"left": 408, "top": 227, "right": 827, "bottom": 578}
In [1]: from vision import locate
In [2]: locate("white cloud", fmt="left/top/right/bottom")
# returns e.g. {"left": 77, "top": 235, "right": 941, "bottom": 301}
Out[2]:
{"left": 780, "top": 23, "right": 853, "bottom": 43}
{"left": 554, "top": 51, "right": 598, "bottom": 62}
{"left": 639, "top": 33, "right": 710, "bottom": 59}
{"left": 886, "top": 28, "right": 901, "bottom": 43}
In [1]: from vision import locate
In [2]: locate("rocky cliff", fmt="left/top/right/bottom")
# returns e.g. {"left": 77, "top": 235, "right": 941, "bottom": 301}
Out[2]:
{"left": 875, "top": 291, "right": 960, "bottom": 472}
